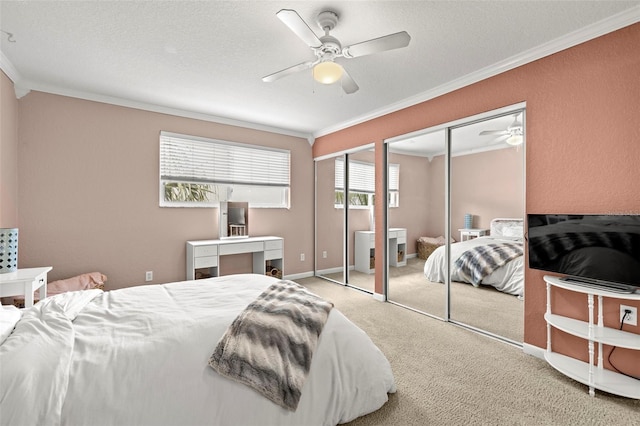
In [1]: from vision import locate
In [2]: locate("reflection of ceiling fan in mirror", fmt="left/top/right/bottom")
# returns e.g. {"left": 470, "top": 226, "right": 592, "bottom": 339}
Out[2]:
{"left": 479, "top": 113, "right": 524, "bottom": 146}
{"left": 262, "top": 9, "right": 411, "bottom": 94}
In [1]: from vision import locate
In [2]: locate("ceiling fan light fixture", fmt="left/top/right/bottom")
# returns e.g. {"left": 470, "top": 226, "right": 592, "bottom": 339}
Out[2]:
{"left": 506, "top": 134, "right": 523, "bottom": 146}
{"left": 313, "top": 61, "right": 343, "bottom": 84}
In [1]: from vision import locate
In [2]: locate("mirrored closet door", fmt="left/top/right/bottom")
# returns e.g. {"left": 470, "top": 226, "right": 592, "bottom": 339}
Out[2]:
{"left": 345, "top": 149, "right": 376, "bottom": 293}
{"left": 386, "top": 129, "right": 448, "bottom": 319}
{"left": 315, "top": 155, "right": 346, "bottom": 284}
{"left": 315, "top": 146, "right": 375, "bottom": 293}
{"left": 448, "top": 112, "right": 525, "bottom": 343}
{"left": 384, "top": 105, "right": 525, "bottom": 344}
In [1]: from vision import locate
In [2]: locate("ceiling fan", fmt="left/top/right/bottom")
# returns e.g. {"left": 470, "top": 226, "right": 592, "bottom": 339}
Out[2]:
{"left": 262, "top": 9, "right": 411, "bottom": 94}
{"left": 479, "top": 113, "right": 524, "bottom": 146}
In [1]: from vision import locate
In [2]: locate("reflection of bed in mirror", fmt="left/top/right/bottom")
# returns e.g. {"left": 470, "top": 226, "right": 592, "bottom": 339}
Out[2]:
{"left": 423, "top": 218, "right": 524, "bottom": 297}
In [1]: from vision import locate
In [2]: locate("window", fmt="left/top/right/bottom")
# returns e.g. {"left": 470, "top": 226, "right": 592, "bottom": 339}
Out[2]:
{"left": 159, "top": 132, "right": 290, "bottom": 208}
{"left": 334, "top": 158, "right": 399, "bottom": 208}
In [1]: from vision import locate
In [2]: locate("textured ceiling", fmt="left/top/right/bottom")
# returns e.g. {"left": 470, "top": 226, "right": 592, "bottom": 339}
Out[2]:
{"left": 1, "top": 1, "right": 638, "bottom": 142}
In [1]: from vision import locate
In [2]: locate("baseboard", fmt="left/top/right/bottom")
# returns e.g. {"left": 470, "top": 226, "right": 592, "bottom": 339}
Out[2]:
{"left": 373, "top": 292, "right": 385, "bottom": 302}
{"left": 523, "top": 342, "right": 545, "bottom": 360}
{"left": 284, "top": 271, "right": 314, "bottom": 280}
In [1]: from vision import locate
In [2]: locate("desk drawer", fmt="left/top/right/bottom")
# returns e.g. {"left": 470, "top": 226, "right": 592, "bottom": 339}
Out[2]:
{"left": 219, "top": 241, "right": 264, "bottom": 255}
{"left": 265, "top": 239, "right": 283, "bottom": 250}
{"left": 265, "top": 249, "right": 283, "bottom": 260}
{"left": 194, "top": 245, "right": 218, "bottom": 257}
{"left": 194, "top": 256, "right": 218, "bottom": 269}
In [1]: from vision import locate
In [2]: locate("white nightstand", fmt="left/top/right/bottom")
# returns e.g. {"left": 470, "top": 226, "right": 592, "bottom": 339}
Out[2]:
{"left": 458, "top": 228, "right": 489, "bottom": 241}
{"left": 0, "top": 267, "right": 52, "bottom": 307}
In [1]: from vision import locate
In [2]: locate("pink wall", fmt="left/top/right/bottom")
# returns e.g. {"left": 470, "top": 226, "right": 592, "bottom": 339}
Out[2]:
{"left": 388, "top": 152, "right": 432, "bottom": 249}
{"left": 0, "top": 71, "right": 19, "bottom": 227}
{"left": 450, "top": 147, "right": 524, "bottom": 232}
{"left": 14, "top": 91, "right": 314, "bottom": 288}
{"left": 313, "top": 24, "right": 640, "bottom": 374}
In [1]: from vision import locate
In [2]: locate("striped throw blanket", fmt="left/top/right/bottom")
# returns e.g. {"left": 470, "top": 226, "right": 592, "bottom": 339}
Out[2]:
{"left": 453, "top": 242, "right": 523, "bottom": 286}
{"left": 208, "top": 280, "right": 334, "bottom": 411}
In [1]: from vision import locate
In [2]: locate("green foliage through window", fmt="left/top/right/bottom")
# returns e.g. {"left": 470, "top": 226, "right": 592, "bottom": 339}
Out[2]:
{"left": 335, "top": 191, "right": 372, "bottom": 207}
{"left": 164, "top": 182, "right": 214, "bottom": 202}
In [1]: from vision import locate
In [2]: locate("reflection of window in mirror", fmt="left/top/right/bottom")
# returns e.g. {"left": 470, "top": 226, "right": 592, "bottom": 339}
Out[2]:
{"left": 220, "top": 201, "right": 249, "bottom": 238}
{"left": 334, "top": 158, "right": 399, "bottom": 208}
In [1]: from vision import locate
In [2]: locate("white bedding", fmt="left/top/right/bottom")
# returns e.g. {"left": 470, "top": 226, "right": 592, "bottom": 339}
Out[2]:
{"left": 0, "top": 274, "right": 396, "bottom": 426}
{"left": 424, "top": 236, "right": 524, "bottom": 296}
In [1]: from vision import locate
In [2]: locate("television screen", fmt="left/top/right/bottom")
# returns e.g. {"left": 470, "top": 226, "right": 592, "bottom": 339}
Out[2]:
{"left": 527, "top": 214, "right": 640, "bottom": 290}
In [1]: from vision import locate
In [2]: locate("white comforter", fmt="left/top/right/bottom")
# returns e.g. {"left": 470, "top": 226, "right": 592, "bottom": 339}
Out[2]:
{"left": 0, "top": 274, "right": 395, "bottom": 426}
{"left": 423, "top": 236, "right": 524, "bottom": 296}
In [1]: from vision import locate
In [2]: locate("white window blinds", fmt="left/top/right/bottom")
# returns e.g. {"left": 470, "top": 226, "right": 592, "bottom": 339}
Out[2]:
{"left": 335, "top": 158, "right": 399, "bottom": 192}
{"left": 160, "top": 132, "right": 290, "bottom": 188}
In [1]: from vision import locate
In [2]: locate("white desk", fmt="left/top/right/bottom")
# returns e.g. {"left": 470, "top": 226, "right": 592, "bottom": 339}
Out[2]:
{"left": 354, "top": 228, "right": 407, "bottom": 274}
{"left": 186, "top": 236, "right": 283, "bottom": 280}
{"left": 458, "top": 228, "right": 489, "bottom": 241}
{"left": 0, "top": 267, "right": 52, "bottom": 307}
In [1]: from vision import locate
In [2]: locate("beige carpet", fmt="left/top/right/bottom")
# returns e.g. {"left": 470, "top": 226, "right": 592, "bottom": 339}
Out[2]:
{"left": 321, "top": 257, "right": 523, "bottom": 343}
{"left": 295, "top": 276, "right": 640, "bottom": 426}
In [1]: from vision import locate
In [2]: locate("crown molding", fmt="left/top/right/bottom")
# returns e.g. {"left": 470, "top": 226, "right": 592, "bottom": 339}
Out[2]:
{"left": 0, "top": 49, "right": 31, "bottom": 98}
{"left": 0, "top": 50, "right": 19, "bottom": 82}
{"left": 0, "top": 50, "right": 312, "bottom": 142}
{"left": 313, "top": 5, "right": 640, "bottom": 139}
{"left": 27, "top": 80, "right": 313, "bottom": 141}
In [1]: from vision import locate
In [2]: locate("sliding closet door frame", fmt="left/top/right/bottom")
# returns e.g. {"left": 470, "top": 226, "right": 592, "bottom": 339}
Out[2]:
{"left": 381, "top": 146, "right": 389, "bottom": 299}
{"left": 383, "top": 102, "right": 527, "bottom": 329}
{"left": 343, "top": 153, "right": 350, "bottom": 284}
{"left": 444, "top": 127, "right": 452, "bottom": 321}
{"left": 314, "top": 144, "right": 376, "bottom": 289}
{"left": 446, "top": 106, "right": 527, "bottom": 346}
{"left": 313, "top": 153, "right": 347, "bottom": 286}
{"left": 383, "top": 129, "right": 448, "bottom": 320}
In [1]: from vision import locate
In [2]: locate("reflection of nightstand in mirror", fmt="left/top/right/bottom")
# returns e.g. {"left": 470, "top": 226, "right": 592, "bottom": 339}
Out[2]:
{"left": 458, "top": 228, "right": 489, "bottom": 241}
{"left": 354, "top": 228, "right": 406, "bottom": 274}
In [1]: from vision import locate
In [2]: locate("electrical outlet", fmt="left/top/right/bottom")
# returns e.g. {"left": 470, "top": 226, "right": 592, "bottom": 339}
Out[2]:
{"left": 145, "top": 271, "right": 153, "bottom": 282}
{"left": 322, "top": 251, "right": 327, "bottom": 259}
{"left": 300, "top": 253, "right": 305, "bottom": 262}
{"left": 620, "top": 305, "right": 637, "bottom": 326}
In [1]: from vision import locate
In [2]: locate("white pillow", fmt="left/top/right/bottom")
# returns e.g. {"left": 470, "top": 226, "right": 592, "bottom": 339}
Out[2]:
{"left": 503, "top": 225, "right": 524, "bottom": 238}
{"left": 0, "top": 305, "right": 23, "bottom": 345}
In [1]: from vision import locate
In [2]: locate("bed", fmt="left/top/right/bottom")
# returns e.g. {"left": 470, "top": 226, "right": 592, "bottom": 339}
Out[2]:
{"left": 0, "top": 274, "right": 396, "bottom": 426}
{"left": 423, "top": 218, "right": 524, "bottom": 297}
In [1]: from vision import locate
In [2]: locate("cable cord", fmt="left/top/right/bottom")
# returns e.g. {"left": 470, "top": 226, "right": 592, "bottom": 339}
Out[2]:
{"left": 607, "top": 311, "right": 640, "bottom": 381}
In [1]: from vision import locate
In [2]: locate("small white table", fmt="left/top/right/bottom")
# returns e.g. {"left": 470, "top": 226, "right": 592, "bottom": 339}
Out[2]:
{"left": 186, "top": 237, "right": 283, "bottom": 280}
{"left": 354, "top": 228, "right": 407, "bottom": 274}
{"left": 458, "top": 228, "right": 489, "bottom": 241}
{"left": 0, "top": 267, "right": 52, "bottom": 307}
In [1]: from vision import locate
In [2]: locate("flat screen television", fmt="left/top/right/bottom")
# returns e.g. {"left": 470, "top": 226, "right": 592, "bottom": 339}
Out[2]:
{"left": 527, "top": 214, "right": 640, "bottom": 293}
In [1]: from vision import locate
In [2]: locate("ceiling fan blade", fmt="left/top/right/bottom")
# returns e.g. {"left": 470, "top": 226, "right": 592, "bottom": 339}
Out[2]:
{"left": 343, "top": 31, "right": 411, "bottom": 58}
{"left": 262, "top": 61, "right": 316, "bottom": 83}
{"left": 479, "top": 130, "right": 508, "bottom": 136}
{"left": 490, "top": 135, "right": 511, "bottom": 144}
{"left": 341, "top": 68, "right": 359, "bottom": 94}
{"left": 276, "top": 9, "right": 322, "bottom": 49}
